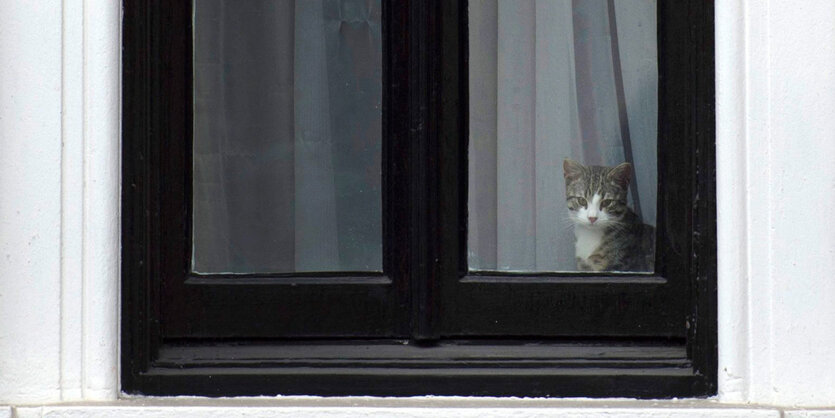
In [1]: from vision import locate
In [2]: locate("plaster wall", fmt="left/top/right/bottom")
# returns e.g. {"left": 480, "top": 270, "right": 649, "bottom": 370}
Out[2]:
{"left": 0, "top": 0, "right": 63, "bottom": 404}
{"left": 0, "top": 0, "right": 119, "bottom": 404}
{"left": 2, "top": 0, "right": 835, "bottom": 414}
{"left": 715, "top": 0, "right": 835, "bottom": 406}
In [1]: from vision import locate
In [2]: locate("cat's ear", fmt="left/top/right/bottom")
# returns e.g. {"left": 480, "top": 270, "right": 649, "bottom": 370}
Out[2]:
{"left": 607, "top": 162, "right": 633, "bottom": 189}
{"left": 563, "top": 159, "right": 585, "bottom": 182}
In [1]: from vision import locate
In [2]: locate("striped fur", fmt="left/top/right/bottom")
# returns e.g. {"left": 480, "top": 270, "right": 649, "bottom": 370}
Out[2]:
{"left": 563, "top": 159, "right": 655, "bottom": 272}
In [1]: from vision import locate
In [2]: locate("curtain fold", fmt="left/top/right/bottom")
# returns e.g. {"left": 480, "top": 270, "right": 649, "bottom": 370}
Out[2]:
{"left": 534, "top": 0, "right": 580, "bottom": 271}
{"left": 321, "top": 0, "right": 383, "bottom": 271}
{"left": 467, "top": 0, "right": 499, "bottom": 271}
{"left": 293, "top": 0, "right": 339, "bottom": 271}
{"left": 496, "top": 0, "right": 536, "bottom": 269}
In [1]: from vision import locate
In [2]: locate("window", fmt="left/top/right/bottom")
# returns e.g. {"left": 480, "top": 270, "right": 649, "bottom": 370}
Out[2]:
{"left": 122, "top": 0, "right": 716, "bottom": 397}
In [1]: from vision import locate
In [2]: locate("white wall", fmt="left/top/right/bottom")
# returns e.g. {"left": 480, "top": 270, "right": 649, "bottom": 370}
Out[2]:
{"left": 764, "top": 0, "right": 835, "bottom": 405}
{"left": 0, "top": 0, "right": 63, "bottom": 404}
{"left": 0, "top": 0, "right": 119, "bottom": 403}
{"left": 2, "top": 0, "right": 835, "bottom": 413}
{"left": 716, "top": 0, "right": 835, "bottom": 406}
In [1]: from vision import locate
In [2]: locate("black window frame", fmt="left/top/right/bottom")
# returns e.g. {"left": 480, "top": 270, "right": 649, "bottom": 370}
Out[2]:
{"left": 122, "top": 0, "right": 716, "bottom": 397}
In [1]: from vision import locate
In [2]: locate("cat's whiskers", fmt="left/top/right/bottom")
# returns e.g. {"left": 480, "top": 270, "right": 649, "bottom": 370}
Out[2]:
{"left": 560, "top": 223, "right": 576, "bottom": 232}
{"left": 558, "top": 215, "right": 579, "bottom": 232}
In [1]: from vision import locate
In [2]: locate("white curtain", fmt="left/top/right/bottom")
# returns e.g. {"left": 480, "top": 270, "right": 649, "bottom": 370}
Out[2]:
{"left": 468, "top": 0, "right": 657, "bottom": 271}
{"left": 293, "top": 0, "right": 339, "bottom": 271}
{"left": 192, "top": 0, "right": 382, "bottom": 274}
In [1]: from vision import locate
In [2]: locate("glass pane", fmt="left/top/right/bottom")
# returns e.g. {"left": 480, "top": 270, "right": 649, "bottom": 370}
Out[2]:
{"left": 192, "top": 0, "right": 383, "bottom": 274}
{"left": 468, "top": 0, "right": 657, "bottom": 273}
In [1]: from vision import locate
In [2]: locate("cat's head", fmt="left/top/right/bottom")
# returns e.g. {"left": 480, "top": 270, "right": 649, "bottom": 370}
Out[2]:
{"left": 563, "top": 159, "right": 632, "bottom": 229}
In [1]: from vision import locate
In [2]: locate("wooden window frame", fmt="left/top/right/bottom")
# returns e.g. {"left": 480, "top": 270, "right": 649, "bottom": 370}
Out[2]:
{"left": 122, "top": 0, "right": 716, "bottom": 397}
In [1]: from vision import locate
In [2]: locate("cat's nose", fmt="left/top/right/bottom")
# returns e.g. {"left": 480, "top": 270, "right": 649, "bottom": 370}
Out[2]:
{"left": 588, "top": 217, "right": 598, "bottom": 224}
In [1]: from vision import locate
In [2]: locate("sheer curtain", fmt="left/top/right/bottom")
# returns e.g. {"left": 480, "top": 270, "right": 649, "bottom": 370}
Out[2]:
{"left": 468, "top": 0, "right": 657, "bottom": 271}
{"left": 192, "top": 0, "right": 382, "bottom": 273}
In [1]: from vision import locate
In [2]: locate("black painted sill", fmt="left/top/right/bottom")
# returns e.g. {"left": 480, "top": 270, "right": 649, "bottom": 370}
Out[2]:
{"left": 126, "top": 339, "right": 712, "bottom": 398}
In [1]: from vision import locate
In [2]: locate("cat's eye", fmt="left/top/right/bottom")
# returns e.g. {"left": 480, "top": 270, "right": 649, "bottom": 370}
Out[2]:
{"left": 600, "top": 199, "right": 612, "bottom": 209}
{"left": 576, "top": 197, "right": 588, "bottom": 207}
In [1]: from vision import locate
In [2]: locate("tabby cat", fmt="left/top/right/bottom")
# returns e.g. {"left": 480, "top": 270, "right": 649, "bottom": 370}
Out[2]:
{"left": 562, "top": 159, "right": 654, "bottom": 272}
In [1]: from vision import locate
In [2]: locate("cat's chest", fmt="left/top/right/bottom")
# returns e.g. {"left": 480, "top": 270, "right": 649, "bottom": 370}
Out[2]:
{"left": 574, "top": 226, "right": 604, "bottom": 260}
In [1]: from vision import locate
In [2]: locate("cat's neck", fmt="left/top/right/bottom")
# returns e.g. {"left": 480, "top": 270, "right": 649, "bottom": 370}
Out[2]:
{"left": 574, "top": 224, "right": 604, "bottom": 260}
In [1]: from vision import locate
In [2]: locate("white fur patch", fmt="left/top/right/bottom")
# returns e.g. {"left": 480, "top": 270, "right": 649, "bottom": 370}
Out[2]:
{"left": 574, "top": 223, "right": 603, "bottom": 260}
{"left": 570, "top": 192, "right": 609, "bottom": 261}
{"left": 587, "top": 193, "right": 602, "bottom": 220}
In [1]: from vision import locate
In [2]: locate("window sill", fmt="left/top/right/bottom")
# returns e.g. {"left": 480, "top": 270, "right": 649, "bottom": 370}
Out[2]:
{"left": 125, "top": 339, "right": 709, "bottom": 398}
{"left": 9, "top": 399, "right": 818, "bottom": 417}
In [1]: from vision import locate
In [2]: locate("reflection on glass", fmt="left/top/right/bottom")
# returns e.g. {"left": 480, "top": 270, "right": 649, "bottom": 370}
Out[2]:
{"left": 467, "top": 0, "right": 657, "bottom": 273}
{"left": 192, "top": 0, "right": 383, "bottom": 274}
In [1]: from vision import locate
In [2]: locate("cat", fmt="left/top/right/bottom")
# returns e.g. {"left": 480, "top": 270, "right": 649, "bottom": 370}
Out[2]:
{"left": 562, "top": 159, "right": 655, "bottom": 272}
